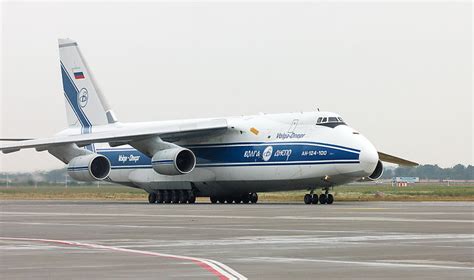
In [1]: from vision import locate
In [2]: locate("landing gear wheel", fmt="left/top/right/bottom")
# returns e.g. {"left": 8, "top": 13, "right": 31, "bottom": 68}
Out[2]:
{"left": 156, "top": 190, "right": 164, "bottom": 204}
{"left": 163, "top": 190, "right": 172, "bottom": 204}
{"left": 210, "top": 196, "right": 217, "bottom": 204}
{"left": 148, "top": 193, "right": 156, "bottom": 204}
{"left": 311, "top": 194, "right": 319, "bottom": 204}
{"left": 319, "top": 194, "right": 327, "bottom": 204}
{"left": 304, "top": 194, "right": 312, "bottom": 204}
{"left": 327, "top": 194, "right": 334, "bottom": 204}
{"left": 171, "top": 190, "right": 179, "bottom": 203}
{"left": 178, "top": 190, "right": 188, "bottom": 204}
{"left": 188, "top": 193, "right": 196, "bottom": 204}
{"left": 234, "top": 198, "right": 242, "bottom": 204}
{"left": 218, "top": 198, "right": 225, "bottom": 204}
{"left": 242, "top": 197, "right": 250, "bottom": 204}
{"left": 250, "top": 193, "right": 258, "bottom": 204}
{"left": 225, "top": 198, "right": 233, "bottom": 204}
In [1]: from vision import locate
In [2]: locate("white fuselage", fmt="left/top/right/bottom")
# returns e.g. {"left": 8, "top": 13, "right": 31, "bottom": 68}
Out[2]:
{"left": 59, "top": 111, "right": 379, "bottom": 196}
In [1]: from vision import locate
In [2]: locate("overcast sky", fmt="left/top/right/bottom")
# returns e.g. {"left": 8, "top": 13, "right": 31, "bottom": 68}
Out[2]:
{"left": 1, "top": 1, "right": 472, "bottom": 172}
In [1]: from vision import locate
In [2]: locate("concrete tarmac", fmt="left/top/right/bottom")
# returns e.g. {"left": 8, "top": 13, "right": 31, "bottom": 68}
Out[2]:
{"left": 0, "top": 200, "right": 473, "bottom": 279}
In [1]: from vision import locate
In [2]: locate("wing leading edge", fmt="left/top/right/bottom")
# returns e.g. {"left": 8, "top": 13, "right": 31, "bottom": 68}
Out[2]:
{"left": 0, "top": 119, "right": 228, "bottom": 154}
{"left": 378, "top": 152, "right": 418, "bottom": 167}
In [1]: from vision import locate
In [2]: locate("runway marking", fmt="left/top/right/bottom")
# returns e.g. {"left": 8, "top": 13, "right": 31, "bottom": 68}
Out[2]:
{"left": 0, "top": 221, "right": 374, "bottom": 234}
{"left": 2, "top": 227, "right": 470, "bottom": 248}
{"left": 111, "top": 234, "right": 473, "bottom": 248}
{"left": 334, "top": 208, "right": 387, "bottom": 210}
{"left": 244, "top": 257, "right": 474, "bottom": 270}
{"left": 2, "top": 211, "right": 472, "bottom": 223}
{"left": 0, "top": 237, "right": 247, "bottom": 280}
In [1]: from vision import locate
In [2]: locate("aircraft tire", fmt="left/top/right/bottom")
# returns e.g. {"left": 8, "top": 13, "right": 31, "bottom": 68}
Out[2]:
{"left": 148, "top": 193, "right": 156, "bottom": 204}
{"left": 188, "top": 194, "right": 196, "bottom": 204}
{"left": 304, "top": 194, "right": 312, "bottom": 204}
{"left": 178, "top": 190, "right": 188, "bottom": 204}
{"left": 311, "top": 194, "right": 318, "bottom": 204}
{"left": 319, "top": 194, "right": 327, "bottom": 204}
{"left": 250, "top": 193, "right": 258, "bottom": 204}
{"left": 156, "top": 190, "right": 164, "bottom": 204}
{"left": 171, "top": 191, "right": 179, "bottom": 203}
{"left": 210, "top": 196, "right": 218, "bottom": 204}
{"left": 163, "top": 190, "right": 172, "bottom": 204}
{"left": 327, "top": 194, "right": 334, "bottom": 204}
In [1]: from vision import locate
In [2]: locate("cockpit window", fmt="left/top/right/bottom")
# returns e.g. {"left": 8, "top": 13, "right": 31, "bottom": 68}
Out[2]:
{"left": 316, "top": 115, "right": 346, "bottom": 127}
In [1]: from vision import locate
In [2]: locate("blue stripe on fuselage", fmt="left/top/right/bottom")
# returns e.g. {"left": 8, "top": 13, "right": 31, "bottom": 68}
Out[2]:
{"left": 186, "top": 141, "right": 361, "bottom": 153}
{"left": 97, "top": 142, "right": 360, "bottom": 170}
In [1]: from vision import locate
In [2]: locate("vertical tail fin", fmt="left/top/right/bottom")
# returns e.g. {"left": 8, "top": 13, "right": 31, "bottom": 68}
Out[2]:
{"left": 58, "top": 38, "right": 118, "bottom": 129}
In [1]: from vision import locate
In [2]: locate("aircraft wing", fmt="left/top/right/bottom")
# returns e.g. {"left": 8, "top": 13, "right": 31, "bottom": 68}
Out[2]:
{"left": 378, "top": 151, "right": 418, "bottom": 166}
{"left": 0, "top": 138, "right": 33, "bottom": 141}
{"left": 0, "top": 119, "right": 228, "bottom": 154}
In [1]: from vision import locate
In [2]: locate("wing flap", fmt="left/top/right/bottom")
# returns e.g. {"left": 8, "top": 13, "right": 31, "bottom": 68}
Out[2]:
{"left": 378, "top": 152, "right": 418, "bottom": 166}
{"left": 0, "top": 119, "right": 228, "bottom": 154}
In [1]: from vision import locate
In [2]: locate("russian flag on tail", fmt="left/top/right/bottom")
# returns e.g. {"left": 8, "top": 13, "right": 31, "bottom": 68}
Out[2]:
{"left": 72, "top": 67, "right": 85, "bottom": 79}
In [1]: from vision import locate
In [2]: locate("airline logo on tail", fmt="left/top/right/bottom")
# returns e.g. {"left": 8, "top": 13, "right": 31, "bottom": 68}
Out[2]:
{"left": 78, "top": 88, "right": 89, "bottom": 108}
{"left": 73, "top": 67, "right": 85, "bottom": 79}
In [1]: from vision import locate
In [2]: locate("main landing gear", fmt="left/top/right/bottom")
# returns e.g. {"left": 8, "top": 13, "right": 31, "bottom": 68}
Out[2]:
{"left": 304, "top": 188, "right": 334, "bottom": 205}
{"left": 148, "top": 190, "right": 196, "bottom": 204}
{"left": 210, "top": 192, "right": 258, "bottom": 204}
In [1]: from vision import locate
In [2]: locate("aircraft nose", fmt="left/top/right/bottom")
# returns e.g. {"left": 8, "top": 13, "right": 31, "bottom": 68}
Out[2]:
{"left": 359, "top": 140, "right": 379, "bottom": 175}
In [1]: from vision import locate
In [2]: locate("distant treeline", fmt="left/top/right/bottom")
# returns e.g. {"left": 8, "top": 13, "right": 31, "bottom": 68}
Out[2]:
{"left": 0, "top": 164, "right": 473, "bottom": 185}
{"left": 0, "top": 168, "right": 83, "bottom": 186}
{"left": 381, "top": 164, "right": 473, "bottom": 180}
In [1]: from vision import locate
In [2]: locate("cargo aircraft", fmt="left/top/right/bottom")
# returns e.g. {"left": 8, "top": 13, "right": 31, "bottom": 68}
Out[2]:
{"left": 0, "top": 39, "right": 418, "bottom": 205}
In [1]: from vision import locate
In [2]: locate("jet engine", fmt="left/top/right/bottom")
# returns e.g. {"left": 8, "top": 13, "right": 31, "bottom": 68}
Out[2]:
{"left": 67, "top": 154, "right": 111, "bottom": 181}
{"left": 151, "top": 147, "right": 196, "bottom": 175}
{"left": 368, "top": 160, "right": 384, "bottom": 180}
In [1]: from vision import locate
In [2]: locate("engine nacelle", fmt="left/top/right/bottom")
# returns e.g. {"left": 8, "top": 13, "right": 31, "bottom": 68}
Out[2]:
{"left": 67, "top": 154, "right": 111, "bottom": 181}
{"left": 368, "top": 160, "right": 384, "bottom": 180}
{"left": 151, "top": 148, "right": 196, "bottom": 175}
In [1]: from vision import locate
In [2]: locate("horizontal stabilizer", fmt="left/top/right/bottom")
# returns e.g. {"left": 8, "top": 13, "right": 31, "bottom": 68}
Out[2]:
{"left": 378, "top": 152, "right": 418, "bottom": 166}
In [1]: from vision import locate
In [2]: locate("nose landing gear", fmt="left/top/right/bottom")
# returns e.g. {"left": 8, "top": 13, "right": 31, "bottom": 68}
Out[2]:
{"left": 304, "top": 188, "right": 334, "bottom": 205}
{"left": 304, "top": 190, "right": 319, "bottom": 204}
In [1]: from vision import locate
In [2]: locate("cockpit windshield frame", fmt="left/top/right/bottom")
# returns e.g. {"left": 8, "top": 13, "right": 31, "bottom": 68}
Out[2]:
{"left": 316, "top": 115, "right": 346, "bottom": 127}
